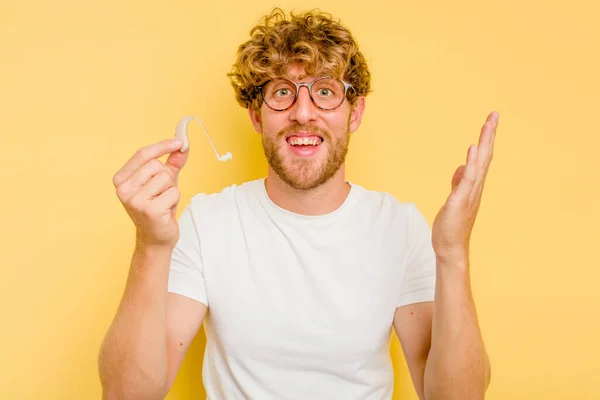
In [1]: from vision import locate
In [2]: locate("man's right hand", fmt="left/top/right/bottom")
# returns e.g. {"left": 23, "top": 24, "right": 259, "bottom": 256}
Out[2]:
{"left": 113, "top": 138, "right": 189, "bottom": 249}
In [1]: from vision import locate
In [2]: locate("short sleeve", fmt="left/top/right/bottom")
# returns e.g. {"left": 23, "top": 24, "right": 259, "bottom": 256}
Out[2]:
{"left": 396, "top": 204, "right": 437, "bottom": 307}
{"left": 167, "top": 199, "right": 208, "bottom": 306}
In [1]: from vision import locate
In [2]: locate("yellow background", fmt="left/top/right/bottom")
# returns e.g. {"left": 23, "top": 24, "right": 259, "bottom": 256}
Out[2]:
{"left": 1, "top": 0, "right": 599, "bottom": 399}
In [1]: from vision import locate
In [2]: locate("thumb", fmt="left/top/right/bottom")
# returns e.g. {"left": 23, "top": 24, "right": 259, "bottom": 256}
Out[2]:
{"left": 166, "top": 146, "right": 189, "bottom": 174}
{"left": 451, "top": 144, "right": 478, "bottom": 200}
{"left": 451, "top": 165, "right": 465, "bottom": 191}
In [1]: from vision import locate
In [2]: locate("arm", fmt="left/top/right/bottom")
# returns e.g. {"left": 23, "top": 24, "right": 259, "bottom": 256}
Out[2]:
{"left": 422, "top": 257, "right": 490, "bottom": 400}
{"left": 393, "top": 302, "right": 433, "bottom": 400}
{"left": 98, "top": 246, "right": 207, "bottom": 399}
{"left": 99, "top": 138, "right": 207, "bottom": 399}
{"left": 394, "top": 280, "right": 490, "bottom": 400}
{"left": 395, "top": 112, "right": 499, "bottom": 399}
{"left": 166, "top": 292, "right": 208, "bottom": 390}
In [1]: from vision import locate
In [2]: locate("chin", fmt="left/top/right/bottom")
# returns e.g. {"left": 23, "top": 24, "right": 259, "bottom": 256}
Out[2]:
{"left": 264, "top": 137, "right": 347, "bottom": 191}
{"left": 278, "top": 162, "right": 338, "bottom": 191}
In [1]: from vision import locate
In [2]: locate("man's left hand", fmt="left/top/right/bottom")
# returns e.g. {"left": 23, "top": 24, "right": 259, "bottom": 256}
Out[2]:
{"left": 431, "top": 111, "right": 499, "bottom": 264}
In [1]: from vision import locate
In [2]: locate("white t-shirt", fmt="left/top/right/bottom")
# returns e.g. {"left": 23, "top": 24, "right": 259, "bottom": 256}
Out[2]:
{"left": 168, "top": 178, "right": 436, "bottom": 400}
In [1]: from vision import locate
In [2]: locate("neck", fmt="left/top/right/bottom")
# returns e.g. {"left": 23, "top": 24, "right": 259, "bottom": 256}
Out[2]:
{"left": 264, "top": 166, "right": 351, "bottom": 216}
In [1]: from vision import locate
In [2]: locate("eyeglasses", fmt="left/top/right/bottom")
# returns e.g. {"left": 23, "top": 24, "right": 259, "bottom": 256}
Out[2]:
{"left": 257, "top": 76, "right": 353, "bottom": 111}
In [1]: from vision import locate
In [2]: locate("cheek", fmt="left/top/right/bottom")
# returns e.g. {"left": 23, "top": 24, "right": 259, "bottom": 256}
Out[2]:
{"left": 261, "top": 114, "right": 286, "bottom": 136}
{"left": 325, "top": 115, "right": 351, "bottom": 137}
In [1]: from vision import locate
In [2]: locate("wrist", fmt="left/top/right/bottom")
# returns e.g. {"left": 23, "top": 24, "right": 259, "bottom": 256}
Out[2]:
{"left": 435, "top": 256, "right": 473, "bottom": 294}
{"left": 134, "top": 236, "right": 175, "bottom": 258}
{"left": 435, "top": 254, "right": 470, "bottom": 273}
{"left": 434, "top": 245, "right": 469, "bottom": 265}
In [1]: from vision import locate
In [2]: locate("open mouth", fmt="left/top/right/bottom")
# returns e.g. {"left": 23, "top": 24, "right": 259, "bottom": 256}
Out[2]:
{"left": 286, "top": 136, "right": 324, "bottom": 146}
{"left": 285, "top": 135, "right": 324, "bottom": 156}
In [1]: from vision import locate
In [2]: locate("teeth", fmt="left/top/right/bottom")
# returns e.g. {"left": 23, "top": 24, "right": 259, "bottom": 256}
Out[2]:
{"left": 288, "top": 137, "right": 321, "bottom": 146}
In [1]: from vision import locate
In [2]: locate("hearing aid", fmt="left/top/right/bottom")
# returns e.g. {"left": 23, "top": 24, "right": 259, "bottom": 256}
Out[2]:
{"left": 175, "top": 116, "right": 232, "bottom": 162}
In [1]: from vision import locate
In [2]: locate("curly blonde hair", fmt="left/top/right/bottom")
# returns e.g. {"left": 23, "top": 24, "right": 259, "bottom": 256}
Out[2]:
{"left": 228, "top": 8, "right": 371, "bottom": 111}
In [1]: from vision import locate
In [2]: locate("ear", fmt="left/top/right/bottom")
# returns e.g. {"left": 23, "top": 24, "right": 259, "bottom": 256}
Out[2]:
{"left": 348, "top": 97, "right": 366, "bottom": 134}
{"left": 248, "top": 106, "right": 262, "bottom": 134}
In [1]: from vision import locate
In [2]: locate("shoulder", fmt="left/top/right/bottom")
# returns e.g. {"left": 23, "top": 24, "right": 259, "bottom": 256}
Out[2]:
{"left": 178, "top": 178, "right": 264, "bottom": 237}
{"left": 349, "top": 182, "right": 421, "bottom": 222}
{"left": 187, "top": 178, "right": 264, "bottom": 212}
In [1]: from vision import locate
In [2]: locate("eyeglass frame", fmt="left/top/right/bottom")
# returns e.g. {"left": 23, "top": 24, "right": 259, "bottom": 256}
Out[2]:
{"left": 256, "top": 76, "right": 354, "bottom": 112}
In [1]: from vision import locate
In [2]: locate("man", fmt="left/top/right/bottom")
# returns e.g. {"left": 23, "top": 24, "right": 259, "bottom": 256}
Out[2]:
{"left": 99, "top": 8, "right": 497, "bottom": 400}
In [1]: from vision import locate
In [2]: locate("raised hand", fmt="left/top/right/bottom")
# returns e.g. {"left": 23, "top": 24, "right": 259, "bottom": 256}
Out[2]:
{"left": 113, "top": 138, "right": 189, "bottom": 249}
{"left": 431, "top": 112, "right": 499, "bottom": 263}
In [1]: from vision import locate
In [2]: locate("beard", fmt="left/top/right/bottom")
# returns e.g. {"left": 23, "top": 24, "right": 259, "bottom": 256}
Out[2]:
{"left": 261, "top": 119, "right": 351, "bottom": 191}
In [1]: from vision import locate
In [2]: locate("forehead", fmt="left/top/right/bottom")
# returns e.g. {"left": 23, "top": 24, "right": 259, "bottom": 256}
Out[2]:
{"left": 284, "top": 65, "right": 310, "bottom": 81}
{"left": 281, "top": 64, "right": 334, "bottom": 82}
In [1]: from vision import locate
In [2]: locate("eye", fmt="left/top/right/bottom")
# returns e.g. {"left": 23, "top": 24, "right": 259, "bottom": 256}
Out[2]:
{"left": 317, "top": 88, "right": 332, "bottom": 97}
{"left": 275, "top": 88, "right": 292, "bottom": 97}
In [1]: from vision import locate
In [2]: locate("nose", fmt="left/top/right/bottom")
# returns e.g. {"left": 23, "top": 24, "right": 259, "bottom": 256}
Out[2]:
{"left": 288, "top": 86, "right": 318, "bottom": 125}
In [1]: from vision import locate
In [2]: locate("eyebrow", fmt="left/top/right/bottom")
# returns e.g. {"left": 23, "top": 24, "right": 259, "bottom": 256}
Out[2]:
{"left": 285, "top": 74, "right": 309, "bottom": 81}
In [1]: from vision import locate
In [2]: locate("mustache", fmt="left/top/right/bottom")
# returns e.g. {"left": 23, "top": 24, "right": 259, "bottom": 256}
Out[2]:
{"left": 278, "top": 124, "right": 330, "bottom": 140}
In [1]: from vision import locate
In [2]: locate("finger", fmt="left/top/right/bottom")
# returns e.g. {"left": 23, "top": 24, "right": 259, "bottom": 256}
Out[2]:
{"left": 137, "top": 171, "right": 174, "bottom": 200}
{"left": 490, "top": 111, "right": 499, "bottom": 147}
{"left": 118, "top": 159, "right": 172, "bottom": 199}
{"left": 476, "top": 112, "right": 499, "bottom": 182}
{"left": 473, "top": 112, "right": 499, "bottom": 200}
{"left": 452, "top": 144, "right": 478, "bottom": 201}
{"left": 451, "top": 165, "right": 465, "bottom": 191}
{"left": 165, "top": 145, "right": 190, "bottom": 179}
{"left": 152, "top": 186, "right": 181, "bottom": 214}
{"left": 113, "top": 138, "right": 183, "bottom": 187}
